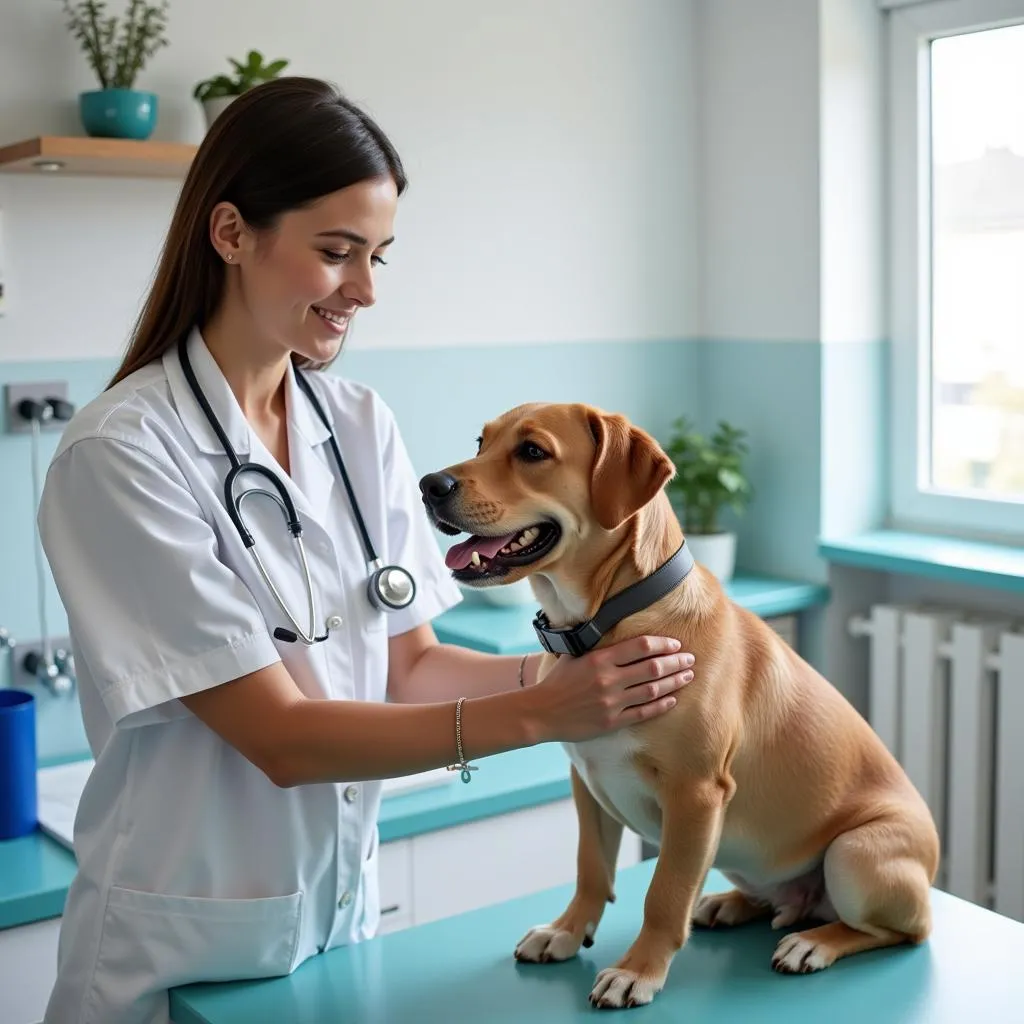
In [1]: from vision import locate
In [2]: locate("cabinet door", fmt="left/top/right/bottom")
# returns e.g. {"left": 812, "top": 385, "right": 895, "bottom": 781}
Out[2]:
{"left": 410, "top": 797, "right": 642, "bottom": 926}
{"left": 377, "top": 838, "right": 414, "bottom": 935}
{"left": 0, "top": 915, "right": 61, "bottom": 1023}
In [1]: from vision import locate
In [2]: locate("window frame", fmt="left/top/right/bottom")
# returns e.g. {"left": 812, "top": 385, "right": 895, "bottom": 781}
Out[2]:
{"left": 888, "top": 0, "right": 1024, "bottom": 539}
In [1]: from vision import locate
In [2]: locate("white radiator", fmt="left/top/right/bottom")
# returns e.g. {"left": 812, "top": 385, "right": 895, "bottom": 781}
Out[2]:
{"left": 849, "top": 604, "right": 1024, "bottom": 921}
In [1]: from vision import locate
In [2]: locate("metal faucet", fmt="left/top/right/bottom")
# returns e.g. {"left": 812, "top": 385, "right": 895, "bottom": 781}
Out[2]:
{"left": 22, "top": 646, "right": 76, "bottom": 697}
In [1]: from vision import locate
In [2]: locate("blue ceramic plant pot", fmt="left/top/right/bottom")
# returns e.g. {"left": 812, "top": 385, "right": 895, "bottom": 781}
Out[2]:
{"left": 79, "top": 89, "right": 158, "bottom": 140}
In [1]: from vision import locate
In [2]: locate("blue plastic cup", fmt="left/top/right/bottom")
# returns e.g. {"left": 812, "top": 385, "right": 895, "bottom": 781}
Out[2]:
{"left": 0, "top": 690, "right": 37, "bottom": 840}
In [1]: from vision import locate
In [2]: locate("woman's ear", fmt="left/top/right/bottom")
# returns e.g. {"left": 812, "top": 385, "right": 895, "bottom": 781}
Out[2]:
{"left": 209, "top": 202, "right": 248, "bottom": 262}
{"left": 585, "top": 408, "right": 675, "bottom": 530}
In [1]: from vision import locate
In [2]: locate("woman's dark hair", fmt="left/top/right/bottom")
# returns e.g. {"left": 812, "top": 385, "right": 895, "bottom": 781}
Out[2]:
{"left": 107, "top": 76, "right": 406, "bottom": 388}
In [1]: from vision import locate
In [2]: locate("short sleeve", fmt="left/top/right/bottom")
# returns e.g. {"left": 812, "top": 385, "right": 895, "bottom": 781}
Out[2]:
{"left": 375, "top": 401, "right": 463, "bottom": 637}
{"left": 38, "top": 437, "right": 281, "bottom": 728}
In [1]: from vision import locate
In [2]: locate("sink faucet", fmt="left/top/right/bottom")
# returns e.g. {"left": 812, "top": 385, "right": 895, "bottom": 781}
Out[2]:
{"left": 22, "top": 646, "right": 76, "bottom": 697}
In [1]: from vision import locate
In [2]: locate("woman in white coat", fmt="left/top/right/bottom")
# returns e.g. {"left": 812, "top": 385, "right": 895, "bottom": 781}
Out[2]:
{"left": 37, "top": 77, "right": 695, "bottom": 1024}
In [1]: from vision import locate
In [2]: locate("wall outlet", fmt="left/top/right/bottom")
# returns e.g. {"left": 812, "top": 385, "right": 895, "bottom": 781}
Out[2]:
{"left": 4, "top": 381, "right": 70, "bottom": 434}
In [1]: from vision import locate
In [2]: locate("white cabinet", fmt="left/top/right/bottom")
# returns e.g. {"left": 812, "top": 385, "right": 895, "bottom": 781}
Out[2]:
{"left": 377, "top": 797, "right": 643, "bottom": 933}
{"left": 0, "top": 797, "right": 642, "bottom": 1021}
{"left": 0, "top": 914, "right": 60, "bottom": 1024}
{"left": 765, "top": 614, "right": 798, "bottom": 649}
{"left": 376, "top": 836, "right": 414, "bottom": 935}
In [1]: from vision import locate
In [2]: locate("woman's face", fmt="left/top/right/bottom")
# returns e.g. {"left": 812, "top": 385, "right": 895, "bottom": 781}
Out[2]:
{"left": 214, "top": 175, "right": 399, "bottom": 364}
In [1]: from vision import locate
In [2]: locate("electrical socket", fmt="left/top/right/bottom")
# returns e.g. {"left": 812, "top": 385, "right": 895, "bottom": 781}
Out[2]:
{"left": 4, "top": 381, "right": 70, "bottom": 435}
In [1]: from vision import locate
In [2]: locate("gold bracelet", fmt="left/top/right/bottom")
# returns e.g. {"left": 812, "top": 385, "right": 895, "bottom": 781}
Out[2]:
{"left": 518, "top": 653, "right": 530, "bottom": 688}
{"left": 447, "top": 697, "right": 478, "bottom": 783}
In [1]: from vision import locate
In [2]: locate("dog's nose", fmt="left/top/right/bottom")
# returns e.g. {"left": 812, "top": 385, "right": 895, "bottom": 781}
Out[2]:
{"left": 419, "top": 472, "right": 459, "bottom": 504}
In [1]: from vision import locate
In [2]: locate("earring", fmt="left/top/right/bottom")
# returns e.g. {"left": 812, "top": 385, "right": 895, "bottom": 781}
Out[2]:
{"left": 224, "top": 253, "right": 233, "bottom": 262}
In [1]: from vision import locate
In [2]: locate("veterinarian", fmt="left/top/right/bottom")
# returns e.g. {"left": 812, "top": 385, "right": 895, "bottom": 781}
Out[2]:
{"left": 36, "top": 77, "right": 696, "bottom": 1024}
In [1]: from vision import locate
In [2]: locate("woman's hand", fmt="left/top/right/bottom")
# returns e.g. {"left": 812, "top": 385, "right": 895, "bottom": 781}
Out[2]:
{"left": 524, "top": 636, "right": 695, "bottom": 744}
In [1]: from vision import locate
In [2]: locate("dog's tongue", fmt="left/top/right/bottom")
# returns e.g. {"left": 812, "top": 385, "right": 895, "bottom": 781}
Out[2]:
{"left": 445, "top": 532, "right": 519, "bottom": 570}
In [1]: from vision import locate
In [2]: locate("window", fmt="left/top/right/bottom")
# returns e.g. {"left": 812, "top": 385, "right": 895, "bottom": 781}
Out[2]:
{"left": 888, "top": 0, "right": 1024, "bottom": 537}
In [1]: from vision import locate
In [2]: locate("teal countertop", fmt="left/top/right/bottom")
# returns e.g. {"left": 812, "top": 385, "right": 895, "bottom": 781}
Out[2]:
{"left": 170, "top": 864, "right": 1024, "bottom": 1024}
{"left": 0, "top": 573, "right": 829, "bottom": 933}
{"left": 820, "top": 529, "right": 1024, "bottom": 593}
{"left": 434, "top": 572, "right": 831, "bottom": 655}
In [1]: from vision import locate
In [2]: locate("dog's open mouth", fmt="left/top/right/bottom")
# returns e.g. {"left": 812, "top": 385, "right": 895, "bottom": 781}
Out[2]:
{"left": 443, "top": 522, "right": 561, "bottom": 582}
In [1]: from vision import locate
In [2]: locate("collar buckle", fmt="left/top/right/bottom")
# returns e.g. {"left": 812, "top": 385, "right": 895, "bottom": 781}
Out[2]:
{"left": 532, "top": 614, "right": 603, "bottom": 657}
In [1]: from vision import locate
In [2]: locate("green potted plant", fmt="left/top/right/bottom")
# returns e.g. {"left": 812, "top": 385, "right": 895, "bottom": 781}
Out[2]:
{"left": 663, "top": 416, "right": 754, "bottom": 581}
{"left": 193, "top": 50, "right": 290, "bottom": 129}
{"left": 59, "top": 0, "right": 170, "bottom": 140}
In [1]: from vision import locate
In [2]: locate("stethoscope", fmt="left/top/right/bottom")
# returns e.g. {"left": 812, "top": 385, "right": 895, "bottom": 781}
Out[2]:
{"left": 177, "top": 338, "right": 416, "bottom": 645}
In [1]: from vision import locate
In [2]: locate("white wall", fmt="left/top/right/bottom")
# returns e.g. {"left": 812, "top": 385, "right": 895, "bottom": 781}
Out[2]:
{"left": 695, "top": 0, "right": 822, "bottom": 342}
{"left": 820, "top": 0, "right": 885, "bottom": 346}
{"left": 0, "top": 0, "right": 698, "bottom": 362}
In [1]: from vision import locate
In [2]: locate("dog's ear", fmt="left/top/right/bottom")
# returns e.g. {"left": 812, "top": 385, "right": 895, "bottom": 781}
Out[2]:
{"left": 586, "top": 409, "right": 675, "bottom": 530}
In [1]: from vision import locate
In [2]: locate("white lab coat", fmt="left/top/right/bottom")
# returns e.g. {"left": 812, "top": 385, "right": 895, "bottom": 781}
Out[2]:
{"left": 36, "top": 327, "right": 462, "bottom": 1024}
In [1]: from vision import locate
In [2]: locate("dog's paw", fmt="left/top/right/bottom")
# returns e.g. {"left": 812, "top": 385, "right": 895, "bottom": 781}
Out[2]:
{"left": 589, "top": 967, "right": 663, "bottom": 1009}
{"left": 514, "top": 923, "right": 589, "bottom": 963}
{"left": 692, "top": 889, "right": 767, "bottom": 929}
{"left": 771, "top": 932, "right": 836, "bottom": 974}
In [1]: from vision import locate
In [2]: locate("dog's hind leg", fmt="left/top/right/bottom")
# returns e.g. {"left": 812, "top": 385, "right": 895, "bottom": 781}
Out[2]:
{"left": 693, "top": 887, "right": 772, "bottom": 929}
{"left": 771, "top": 812, "right": 938, "bottom": 974}
{"left": 514, "top": 765, "right": 624, "bottom": 964}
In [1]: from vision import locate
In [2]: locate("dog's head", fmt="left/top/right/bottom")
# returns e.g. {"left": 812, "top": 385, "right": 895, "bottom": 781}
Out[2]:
{"left": 418, "top": 403, "right": 675, "bottom": 590}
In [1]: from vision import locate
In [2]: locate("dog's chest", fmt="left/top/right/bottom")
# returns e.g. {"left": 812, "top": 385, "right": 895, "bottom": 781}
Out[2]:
{"left": 562, "top": 733, "right": 661, "bottom": 845}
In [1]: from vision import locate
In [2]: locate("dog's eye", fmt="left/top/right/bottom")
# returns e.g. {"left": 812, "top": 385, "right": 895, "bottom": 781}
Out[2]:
{"left": 518, "top": 441, "right": 549, "bottom": 463}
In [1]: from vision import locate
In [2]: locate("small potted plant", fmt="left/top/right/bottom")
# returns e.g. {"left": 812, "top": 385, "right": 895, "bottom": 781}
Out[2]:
{"left": 193, "top": 50, "right": 290, "bottom": 129}
{"left": 59, "top": 0, "right": 170, "bottom": 140}
{"left": 663, "top": 416, "right": 753, "bottom": 581}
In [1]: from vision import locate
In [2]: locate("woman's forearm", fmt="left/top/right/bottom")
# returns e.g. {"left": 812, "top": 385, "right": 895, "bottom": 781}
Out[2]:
{"left": 274, "top": 687, "right": 541, "bottom": 787}
{"left": 389, "top": 643, "right": 542, "bottom": 704}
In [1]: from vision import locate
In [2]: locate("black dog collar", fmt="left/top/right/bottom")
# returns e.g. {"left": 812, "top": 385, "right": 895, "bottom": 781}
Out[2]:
{"left": 532, "top": 541, "right": 696, "bottom": 657}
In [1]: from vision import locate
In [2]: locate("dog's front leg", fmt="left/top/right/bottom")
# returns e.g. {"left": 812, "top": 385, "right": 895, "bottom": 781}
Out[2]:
{"left": 590, "top": 779, "right": 726, "bottom": 1009}
{"left": 515, "top": 765, "right": 624, "bottom": 963}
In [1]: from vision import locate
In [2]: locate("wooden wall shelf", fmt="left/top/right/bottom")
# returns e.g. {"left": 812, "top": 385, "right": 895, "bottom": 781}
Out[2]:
{"left": 0, "top": 136, "right": 197, "bottom": 179}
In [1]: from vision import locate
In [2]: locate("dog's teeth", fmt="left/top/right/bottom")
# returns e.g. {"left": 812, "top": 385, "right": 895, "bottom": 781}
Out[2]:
{"left": 471, "top": 551, "right": 481, "bottom": 567}
{"left": 509, "top": 541, "right": 522, "bottom": 551}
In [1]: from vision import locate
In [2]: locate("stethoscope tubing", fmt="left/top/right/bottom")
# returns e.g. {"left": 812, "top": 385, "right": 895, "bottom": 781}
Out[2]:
{"left": 176, "top": 336, "right": 415, "bottom": 645}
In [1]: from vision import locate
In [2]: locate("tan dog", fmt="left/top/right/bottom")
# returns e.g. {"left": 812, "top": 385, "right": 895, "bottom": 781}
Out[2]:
{"left": 419, "top": 403, "right": 940, "bottom": 1010}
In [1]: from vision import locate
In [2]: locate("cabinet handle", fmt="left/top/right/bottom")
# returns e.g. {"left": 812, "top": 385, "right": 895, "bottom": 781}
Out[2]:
{"left": 381, "top": 904, "right": 401, "bottom": 916}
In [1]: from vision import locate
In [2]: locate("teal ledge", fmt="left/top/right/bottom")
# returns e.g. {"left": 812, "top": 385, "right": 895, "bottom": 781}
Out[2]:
{"left": 171, "top": 865, "right": 1024, "bottom": 1024}
{"left": 0, "top": 572, "right": 829, "bottom": 934}
{"left": 820, "top": 529, "right": 1024, "bottom": 593}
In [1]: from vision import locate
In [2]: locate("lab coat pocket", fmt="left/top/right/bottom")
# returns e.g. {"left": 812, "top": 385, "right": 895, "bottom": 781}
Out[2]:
{"left": 90, "top": 885, "right": 304, "bottom": 1020}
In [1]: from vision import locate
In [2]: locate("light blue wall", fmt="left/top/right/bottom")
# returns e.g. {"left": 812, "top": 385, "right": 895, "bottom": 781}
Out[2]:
{"left": 698, "top": 340, "right": 825, "bottom": 583}
{"left": 0, "top": 339, "right": 701, "bottom": 660}
{"left": 820, "top": 339, "right": 889, "bottom": 541}
{"left": 0, "top": 336, "right": 889, "bottom": 708}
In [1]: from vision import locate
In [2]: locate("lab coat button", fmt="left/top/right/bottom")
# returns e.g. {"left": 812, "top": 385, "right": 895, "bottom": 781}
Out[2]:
{"left": 326, "top": 614, "right": 344, "bottom": 631}
{"left": 339, "top": 891, "right": 352, "bottom": 909}
{"left": 343, "top": 784, "right": 358, "bottom": 803}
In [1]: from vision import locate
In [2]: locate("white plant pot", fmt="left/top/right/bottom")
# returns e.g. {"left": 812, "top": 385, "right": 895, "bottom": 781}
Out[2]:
{"left": 685, "top": 532, "right": 737, "bottom": 581}
{"left": 201, "top": 95, "right": 237, "bottom": 130}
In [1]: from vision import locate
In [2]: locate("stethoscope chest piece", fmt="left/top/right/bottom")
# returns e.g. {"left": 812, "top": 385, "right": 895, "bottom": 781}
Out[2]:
{"left": 368, "top": 563, "right": 416, "bottom": 611}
